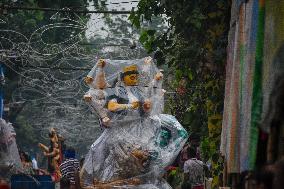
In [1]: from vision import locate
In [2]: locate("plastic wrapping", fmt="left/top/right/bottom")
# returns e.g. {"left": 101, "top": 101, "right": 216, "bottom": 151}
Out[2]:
{"left": 0, "top": 119, "right": 22, "bottom": 179}
{"left": 81, "top": 57, "right": 188, "bottom": 188}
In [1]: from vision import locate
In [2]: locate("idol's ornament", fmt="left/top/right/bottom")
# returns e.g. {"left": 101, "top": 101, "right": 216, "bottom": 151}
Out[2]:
{"left": 81, "top": 57, "right": 188, "bottom": 188}
{"left": 38, "top": 128, "right": 64, "bottom": 182}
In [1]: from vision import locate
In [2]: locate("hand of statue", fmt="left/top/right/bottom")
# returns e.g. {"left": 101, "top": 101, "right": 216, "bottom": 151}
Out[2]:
{"left": 144, "top": 57, "right": 152, "bottom": 64}
{"left": 83, "top": 94, "right": 92, "bottom": 102}
{"left": 97, "top": 59, "right": 106, "bottom": 68}
{"left": 143, "top": 100, "right": 151, "bottom": 112}
{"left": 131, "top": 101, "right": 140, "bottom": 109}
{"left": 38, "top": 143, "right": 46, "bottom": 150}
{"left": 102, "top": 117, "right": 110, "bottom": 127}
{"left": 84, "top": 76, "right": 94, "bottom": 84}
{"left": 155, "top": 72, "right": 163, "bottom": 81}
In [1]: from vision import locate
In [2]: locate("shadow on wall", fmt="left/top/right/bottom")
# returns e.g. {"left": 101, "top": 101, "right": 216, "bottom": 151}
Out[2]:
{"left": 262, "top": 43, "right": 284, "bottom": 162}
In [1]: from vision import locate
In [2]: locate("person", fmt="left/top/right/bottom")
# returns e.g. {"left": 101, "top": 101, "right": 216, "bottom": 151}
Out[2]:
{"left": 19, "top": 151, "right": 34, "bottom": 175}
{"left": 0, "top": 177, "right": 10, "bottom": 189}
{"left": 182, "top": 147, "right": 206, "bottom": 189}
{"left": 59, "top": 147, "right": 80, "bottom": 189}
{"left": 31, "top": 155, "right": 38, "bottom": 170}
{"left": 179, "top": 142, "right": 190, "bottom": 167}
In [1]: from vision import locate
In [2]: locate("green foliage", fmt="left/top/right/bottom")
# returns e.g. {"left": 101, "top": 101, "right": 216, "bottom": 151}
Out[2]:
{"left": 201, "top": 114, "right": 223, "bottom": 188}
{"left": 15, "top": 114, "right": 47, "bottom": 152}
{"left": 165, "top": 167, "right": 184, "bottom": 188}
{"left": 139, "top": 29, "right": 157, "bottom": 53}
{"left": 130, "top": 0, "right": 231, "bottom": 188}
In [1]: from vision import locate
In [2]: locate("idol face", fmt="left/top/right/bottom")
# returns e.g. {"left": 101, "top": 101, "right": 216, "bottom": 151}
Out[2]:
{"left": 123, "top": 73, "right": 138, "bottom": 86}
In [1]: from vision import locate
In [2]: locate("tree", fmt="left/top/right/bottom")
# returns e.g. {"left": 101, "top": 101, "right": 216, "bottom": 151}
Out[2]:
{"left": 0, "top": 0, "right": 92, "bottom": 156}
{"left": 129, "top": 0, "right": 231, "bottom": 187}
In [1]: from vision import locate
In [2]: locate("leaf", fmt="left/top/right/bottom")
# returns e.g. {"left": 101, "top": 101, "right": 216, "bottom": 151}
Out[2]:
{"left": 169, "top": 169, "right": 177, "bottom": 176}
{"left": 139, "top": 30, "right": 148, "bottom": 43}
{"left": 128, "top": 11, "right": 141, "bottom": 28}
{"left": 217, "top": 1, "right": 225, "bottom": 9}
{"left": 175, "top": 69, "right": 183, "bottom": 79}
{"left": 147, "top": 29, "right": 156, "bottom": 36}
{"left": 208, "top": 12, "right": 217, "bottom": 18}
{"left": 25, "top": 19, "right": 36, "bottom": 27}
{"left": 183, "top": 112, "right": 193, "bottom": 124}
{"left": 188, "top": 70, "right": 193, "bottom": 81}
{"left": 144, "top": 41, "right": 153, "bottom": 53}
{"left": 35, "top": 12, "right": 44, "bottom": 21}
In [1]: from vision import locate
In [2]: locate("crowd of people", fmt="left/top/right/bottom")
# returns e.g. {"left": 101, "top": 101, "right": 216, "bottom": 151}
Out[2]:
{"left": 2, "top": 140, "right": 284, "bottom": 189}
{"left": 0, "top": 147, "right": 83, "bottom": 189}
{"left": 164, "top": 142, "right": 208, "bottom": 189}
{"left": 2, "top": 142, "right": 206, "bottom": 189}
{"left": 164, "top": 141, "right": 284, "bottom": 189}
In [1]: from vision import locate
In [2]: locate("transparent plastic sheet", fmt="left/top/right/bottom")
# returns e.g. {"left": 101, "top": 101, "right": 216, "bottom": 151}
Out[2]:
{"left": 81, "top": 57, "right": 188, "bottom": 188}
{"left": 0, "top": 119, "right": 22, "bottom": 179}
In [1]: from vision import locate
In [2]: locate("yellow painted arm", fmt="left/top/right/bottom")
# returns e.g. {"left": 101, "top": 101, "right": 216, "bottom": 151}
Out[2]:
{"left": 107, "top": 100, "right": 140, "bottom": 112}
{"left": 38, "top": 143, "right": 49, "bottom": 152}
{"left": 107, "top": 101, "right": 128, "bottom": 112}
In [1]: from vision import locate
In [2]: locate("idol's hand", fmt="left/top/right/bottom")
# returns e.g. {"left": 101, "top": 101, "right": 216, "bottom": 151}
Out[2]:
{"left": 143, "top": 100, "right": 151, "bottom": 112}
{"left": 38, "top": 143, "right": 49, "bottom": 152}
{"left": 97, "top": 59, "right": 106, "bottom": 68}
{"left": 83, "top": 94, "right": 92, "bottom": 102}
{"left": 84, "top": 76, "right": 94, "bottom": 84}
{"left": 144, "top": 57, "right": 153, "bottom": 64}
{"left": 102, "top": 117, "right": 111, "bottom": 127}
{"left": 155, "top": 72, "right": 163, "bottom": 81}
{"left": 131, "top": 101, "right": 140, "bottom": 109}
{"left": 108, "top": 101, "right": 132, "bottom": 112}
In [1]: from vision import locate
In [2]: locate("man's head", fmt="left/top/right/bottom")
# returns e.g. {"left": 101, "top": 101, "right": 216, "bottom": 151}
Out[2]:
{"left": 122, "top": 65, "right": 139, "bottom": 86}
{"left": 187, "top": 146, "right": 197, "bottom": 159}
{"left": 19, "top": 151, "right": 30, "bottom": 162}
{"left": 64, "top": 147, "right": 75, "bottom": 159}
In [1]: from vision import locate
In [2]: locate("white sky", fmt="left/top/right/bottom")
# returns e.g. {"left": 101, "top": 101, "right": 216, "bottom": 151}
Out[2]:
{"left": 85, "top": 0, "right": 138, "bottom": 40}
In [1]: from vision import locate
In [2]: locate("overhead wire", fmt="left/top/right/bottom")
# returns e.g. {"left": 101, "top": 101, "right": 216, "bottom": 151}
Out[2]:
{"left": 4, "top": 5, "right": 133, "bottom": 14}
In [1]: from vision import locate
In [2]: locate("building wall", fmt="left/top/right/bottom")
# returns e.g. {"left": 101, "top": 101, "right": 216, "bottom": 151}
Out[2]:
{"left": 221, "top": 0, "right": 265, "bottom": 173}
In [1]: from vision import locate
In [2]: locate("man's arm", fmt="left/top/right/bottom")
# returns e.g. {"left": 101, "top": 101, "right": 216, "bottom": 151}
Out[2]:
{"left": 203, "top": 162, "right": 210, "bottom": 178}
